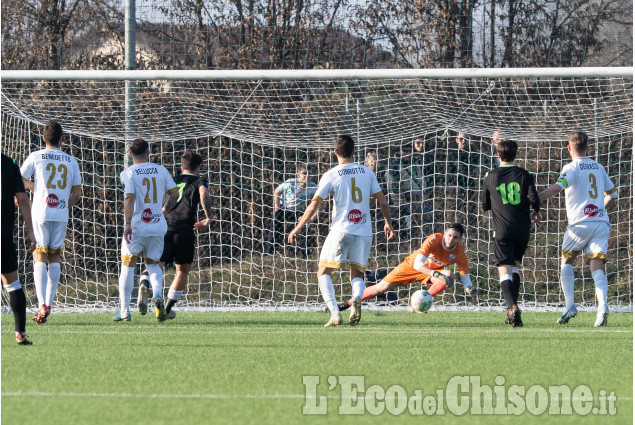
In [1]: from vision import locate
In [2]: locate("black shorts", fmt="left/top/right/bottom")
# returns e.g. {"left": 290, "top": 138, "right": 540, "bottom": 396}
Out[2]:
{"left": 493, "top": 234, "right": 530, "bottom": 267}
{"left": 160, "top": 230, "right": 195, "bottom": 265}
{"left": 1, "top": 236, "right": 18, "bottom": 274}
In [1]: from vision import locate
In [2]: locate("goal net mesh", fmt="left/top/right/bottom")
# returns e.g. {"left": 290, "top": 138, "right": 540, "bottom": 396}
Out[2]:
{"left": 1, "top": 75, "right": 632, "bottom": 311}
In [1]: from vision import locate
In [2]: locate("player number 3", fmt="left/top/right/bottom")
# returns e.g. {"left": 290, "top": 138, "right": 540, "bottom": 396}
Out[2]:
{"left": 496, "top": 182, "right": 521, "bottom": 205}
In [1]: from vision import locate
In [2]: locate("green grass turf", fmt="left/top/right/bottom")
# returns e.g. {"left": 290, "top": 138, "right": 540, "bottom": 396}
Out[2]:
{"left": 2, "top": 311, "right": 632, "bottom": 425}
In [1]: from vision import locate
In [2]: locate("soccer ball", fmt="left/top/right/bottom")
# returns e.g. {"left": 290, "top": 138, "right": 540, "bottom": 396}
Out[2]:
{"left": 410, "top": 290, "right": 433, "bottom": 312}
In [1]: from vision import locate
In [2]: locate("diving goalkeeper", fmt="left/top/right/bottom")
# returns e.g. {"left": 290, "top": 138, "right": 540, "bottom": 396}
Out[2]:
{"left": 335, "top": 223, "right": 473, "bottom": 313}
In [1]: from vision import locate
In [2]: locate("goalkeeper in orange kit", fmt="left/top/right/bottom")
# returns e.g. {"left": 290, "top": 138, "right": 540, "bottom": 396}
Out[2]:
{"left": 334, "top": 223, "right": 474, "bottom": 313}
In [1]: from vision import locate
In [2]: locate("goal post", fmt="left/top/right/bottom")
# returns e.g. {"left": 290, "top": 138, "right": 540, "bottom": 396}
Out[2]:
{"left": 1, "top": 67, "right": 632, "bottom": 311}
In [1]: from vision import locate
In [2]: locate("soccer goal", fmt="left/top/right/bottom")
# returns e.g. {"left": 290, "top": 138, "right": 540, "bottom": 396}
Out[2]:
{"left": 1, "top": 67, "right": 632, "bottom": 312}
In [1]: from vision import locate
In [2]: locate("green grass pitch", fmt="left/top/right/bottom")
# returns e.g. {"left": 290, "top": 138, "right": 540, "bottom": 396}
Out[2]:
{"left": 2, "top": 311, "right": 632, "bottom": 424}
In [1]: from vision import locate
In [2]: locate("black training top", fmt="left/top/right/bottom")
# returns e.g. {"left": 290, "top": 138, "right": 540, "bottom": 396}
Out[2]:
{"left": 482, "top": 164, "right": 540, "bottom": 239}
{"left": 1, "top": 154, "right": 26, "bottom": 238}
{"left": 163, "top": 173, "right": 208, "bottom": 232}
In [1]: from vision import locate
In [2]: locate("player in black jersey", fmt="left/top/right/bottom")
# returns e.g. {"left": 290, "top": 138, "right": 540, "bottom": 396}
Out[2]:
{"left": 138, "top": 151, "right": 212, "bottom": 320}
{"left": 2, "top": 154, "right": 37, "bottom": 344}
{"left": 482, "top": 140, "right": 541, "bottom": 327}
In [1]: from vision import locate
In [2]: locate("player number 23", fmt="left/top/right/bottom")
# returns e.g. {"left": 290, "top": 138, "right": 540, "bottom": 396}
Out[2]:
{"left": 45, "top": 163, "right": 68, "bottom": 189}
{"left": 496, "top": 182, "right": 521, "bottom": 205}
{"left": 142, "top": 177, "right": 158, "bottom": 203}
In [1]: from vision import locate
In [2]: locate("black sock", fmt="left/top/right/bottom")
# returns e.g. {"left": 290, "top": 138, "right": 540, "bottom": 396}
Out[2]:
{"left": 512, "top": 273, "right": 521, "bottom": 306}
{"left": 9, "top": 290, "right": 27, "bottom": 333}
{"left": 166, "top": 299, "right": 176, "bottom": 313}
{"left": 500, "top": 279, "right": 514, "bottom": 310}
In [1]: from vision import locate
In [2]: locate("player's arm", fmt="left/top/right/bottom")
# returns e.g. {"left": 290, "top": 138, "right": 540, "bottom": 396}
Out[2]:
{"left": 194, "top": 184, "right": 213, "bottom": 230}
{"left": 69, "top": 187, "right": 82, "bottom": 209}
{"left": 375, "top": 192, "right": 395, "bottom": 240}
{"left": 123, "top": 196, "right": 135, "bottom": 243}
{"left": 273, "top": 186, "right": 282, "bottom": 212}
{"left": 288, "top": 199, "right": 321, "bottom": 244}
{"left": 15, "top": 192, "right": 36, "bottom": 253}
{"left": 22, "top": 178, "right": 34, "bottom": 192}
{"left": 527, "top": 174, "right": 542, "bottom": 224}
{"left": 412, "top": 254, "right": 454, "bottom": 287}
{"left": 481, "top": 173, "right": 491, "bottom": 211}
{"left": 538, "top": 183, "right": 562, "bottom": 201}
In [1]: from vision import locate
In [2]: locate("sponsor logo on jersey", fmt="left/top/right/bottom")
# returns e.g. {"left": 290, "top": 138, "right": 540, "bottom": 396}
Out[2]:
{"left": 45, "top": 193, "right": 66, "bottom": 209}
{"left": 428, "top": 256, "right": 445, "bottom": 267}
{"left": 347, "top": 209, "right": 366, "bottom": 224}
{"left": 584, "top": 204, "right": 600, "bottom": 217}
{"left": 141, "top": 208, "right": 161, "bottom": 224}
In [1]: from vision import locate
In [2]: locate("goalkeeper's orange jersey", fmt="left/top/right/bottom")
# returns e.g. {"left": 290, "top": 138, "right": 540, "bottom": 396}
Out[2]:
{"left": 404, "top": 233, "right": 469, "bottom": 275}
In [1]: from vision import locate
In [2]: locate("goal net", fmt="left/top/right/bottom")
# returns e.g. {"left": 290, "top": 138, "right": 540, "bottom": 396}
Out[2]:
{"left": 1, "top": 68, "right": 632, "bottom": 311}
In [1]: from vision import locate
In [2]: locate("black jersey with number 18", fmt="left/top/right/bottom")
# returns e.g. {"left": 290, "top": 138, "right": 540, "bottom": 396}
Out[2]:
{"left": 163, "top": 173, "right": 208, "bottom": 232}
{"left": 482, "top": 164, "right": 540, "bottom": 239}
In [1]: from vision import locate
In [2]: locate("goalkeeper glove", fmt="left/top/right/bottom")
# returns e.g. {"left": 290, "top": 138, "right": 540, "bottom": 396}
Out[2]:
{"left": 432, "top": 271, "right": 454, "bottom": 288}
{"left": 465, "top": 286, "right": 477, "bottom": 303}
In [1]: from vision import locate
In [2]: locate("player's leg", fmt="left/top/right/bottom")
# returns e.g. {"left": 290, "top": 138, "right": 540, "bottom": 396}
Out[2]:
{"left": 588, "top": 222, "right": 610, "bottom": 327}
{"left": 32, "top": 221, "right": 49, "bottom": 322}
{"left": 114, "top": 236, "right": 141, "bottom": 321}
{"left": 145, "top": 236, "right": 167, "bottom": 321}
{"left": 164, "top": 230, "right": 193, "bottom": 318}
{"left": 493, "top": 238, "right": 521, "bottom": 326}
{"left": 317, "top": 231, "right": 347, "bottom": 326}
{"left": 2, "top": 236, "right": 31, "bottom": 344}
{"left": 40, "top": 222, "right": 66, "bottom": 319}
{"left": 345, "top": 234, "right": 373, "bottom": 326}
{"left": 558, "top": 224, "right": 587, "bottom": 324}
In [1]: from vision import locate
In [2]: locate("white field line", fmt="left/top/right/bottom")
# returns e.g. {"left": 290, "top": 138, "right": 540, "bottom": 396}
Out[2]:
{"left": 1, "top": 390, "right": 632, "bottom": 402}
{"left": 37, "top": 327, "right": 632, "bottom": 335}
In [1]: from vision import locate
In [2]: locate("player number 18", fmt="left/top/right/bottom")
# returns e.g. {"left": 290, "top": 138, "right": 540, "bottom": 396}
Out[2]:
{"left": 496, "top": 182, "right": 521, "bottom": 205}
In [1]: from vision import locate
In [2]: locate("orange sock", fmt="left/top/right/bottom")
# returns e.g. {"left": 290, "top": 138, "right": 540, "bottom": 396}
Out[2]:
{"left": 348, "top": 286, "right": 379, "bottom": 306}
{"left": 427, "top": 281, "right": 447, "bottom": 297}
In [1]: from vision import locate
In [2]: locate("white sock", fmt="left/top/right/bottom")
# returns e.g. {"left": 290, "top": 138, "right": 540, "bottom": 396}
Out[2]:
{"left": 592, "top": 269, "right": 608, "bottom": 310}
{"left": 33, "top": 262, "right": 48, "bottom": 307}
{"left": 560, "top": 264, "right": 575, "bottom": 309}
{"left": 46, "top": 262, "right": 61, "bottom": 307}
{"left": 351, "top": 277, "right": 365, "bottom": 299}
{"left": 167, "top": 288, "right": 184, "bottom": 301}
{"left": 147, "top": 264, "right": 163, "bottom": 299}
{"left": 318, "top": 275, "right": 338, "bottom": 314}
{"left": 118, "top": 265, "right": 135, "bottom": 314}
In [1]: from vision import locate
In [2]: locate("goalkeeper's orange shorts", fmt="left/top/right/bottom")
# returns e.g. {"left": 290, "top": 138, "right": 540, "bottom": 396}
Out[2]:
{"left": 384, "top": 262, "right": 438, "bottom": 286}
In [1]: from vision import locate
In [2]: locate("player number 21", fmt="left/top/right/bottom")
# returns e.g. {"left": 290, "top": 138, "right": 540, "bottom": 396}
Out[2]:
{"left": 496, "top": 182, "right": 521, "bottom": 205}
{"left": 142, "top": 177, "right": 158, "bottom": 203}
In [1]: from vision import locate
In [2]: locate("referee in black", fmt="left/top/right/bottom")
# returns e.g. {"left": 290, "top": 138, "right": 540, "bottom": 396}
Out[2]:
{"left": 482, "top": 139, "right": 541, "bottom": 327}
{"left": 2, "top": 154, "right": 37, "bottom": 344}
{"left": 138, "top": 151, "right": 212, "bottom": 320}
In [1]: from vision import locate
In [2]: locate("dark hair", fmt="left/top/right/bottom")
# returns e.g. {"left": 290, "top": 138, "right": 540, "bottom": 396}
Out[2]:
{"left": 130, "top": 138, "right": 149, "bottom": 156}
{"left": 568, "top": 131, "right": 588, "bottom": 152}
{"left": 335, "top": 135, "right": 355, "bottom": 158}
{"left": 181, "top": 151, "right": 203, "bottom": 171}
{"left": 43, "top": 120, "right": 63, "bottom": 146}
{"left": 447, "top": 222, "right": 465, "bottom": 237}
{"left": 495, "top": 140, "right": 518, "bottom": 162}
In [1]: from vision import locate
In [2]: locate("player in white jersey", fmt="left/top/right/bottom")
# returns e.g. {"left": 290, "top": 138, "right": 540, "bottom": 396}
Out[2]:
{"left": 539, "top": 131, "right": 618, "bottom": 327}
{"left": 113, "top": 139, "right": 178, "bottom": 322}
{"left": 288, "top": 135, "right": 394, "bottom": 327}
{"left": 20, "top": 121, "right": 82, "bottom": 324}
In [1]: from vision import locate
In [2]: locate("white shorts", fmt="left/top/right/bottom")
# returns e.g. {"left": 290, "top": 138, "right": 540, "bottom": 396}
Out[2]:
{"left": 319, "top": 230, "right": 373, "bottom": 272}
{"left": 33, "top": 221, "right": 68, "bottom": 255}
{"left": 121, "top": 235, "right": 164, "bottom": 264}
{"left": 562, "top": 222, "right": 610, "bottom": 262}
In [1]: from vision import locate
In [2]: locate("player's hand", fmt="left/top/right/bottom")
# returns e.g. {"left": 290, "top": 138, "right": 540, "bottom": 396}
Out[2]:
{"left": 23, "top": 180, "right": 34, "bottom": 192}
{"left": 288, "top": 227, "right": 301, "bottom": 244}
{"left": 432, "top": 270, "right": 454, "bottom": 288}
{"left": 194, "top": 218, "right": 212, "bottom": 230}
{"left": 531, "top": 211, "right": 542, "bottom": 224}
{"left": 465, "top": 286, "right": 477, "bottom": 304}
{"left": 384, "top": 223, "right": 395, "bottom": 240}
{"left": 26, "top": 231, "right": 36, "bottom": 253}
{"left": 124, "top": 223, "right": 133, "bottom": 244}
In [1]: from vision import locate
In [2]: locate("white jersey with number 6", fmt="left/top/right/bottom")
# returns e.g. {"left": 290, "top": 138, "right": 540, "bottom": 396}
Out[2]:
{"left": 555, "top": 157, "right": 617, "bottom": 226}
{"left": 313, "top": 162, "right": 383, "bottom": 237}
{"left": 20, "top": 148, "right": 82, "bottom": 223}
{"left": 120, "top": 162, "right": 177, "bottom": 237}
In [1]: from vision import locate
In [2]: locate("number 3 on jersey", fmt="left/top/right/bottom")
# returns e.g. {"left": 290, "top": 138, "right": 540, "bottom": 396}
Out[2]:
{"left": 351, "top": 177, "right": 362, "bottom": 203}
{"left": 496, "top": 182, "right": 521, "bottom": 205}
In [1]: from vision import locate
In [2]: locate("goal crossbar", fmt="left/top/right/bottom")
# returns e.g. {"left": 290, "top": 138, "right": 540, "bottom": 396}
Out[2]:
{"left": 1, "top": 67, "right": 633, "bottom": 81}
